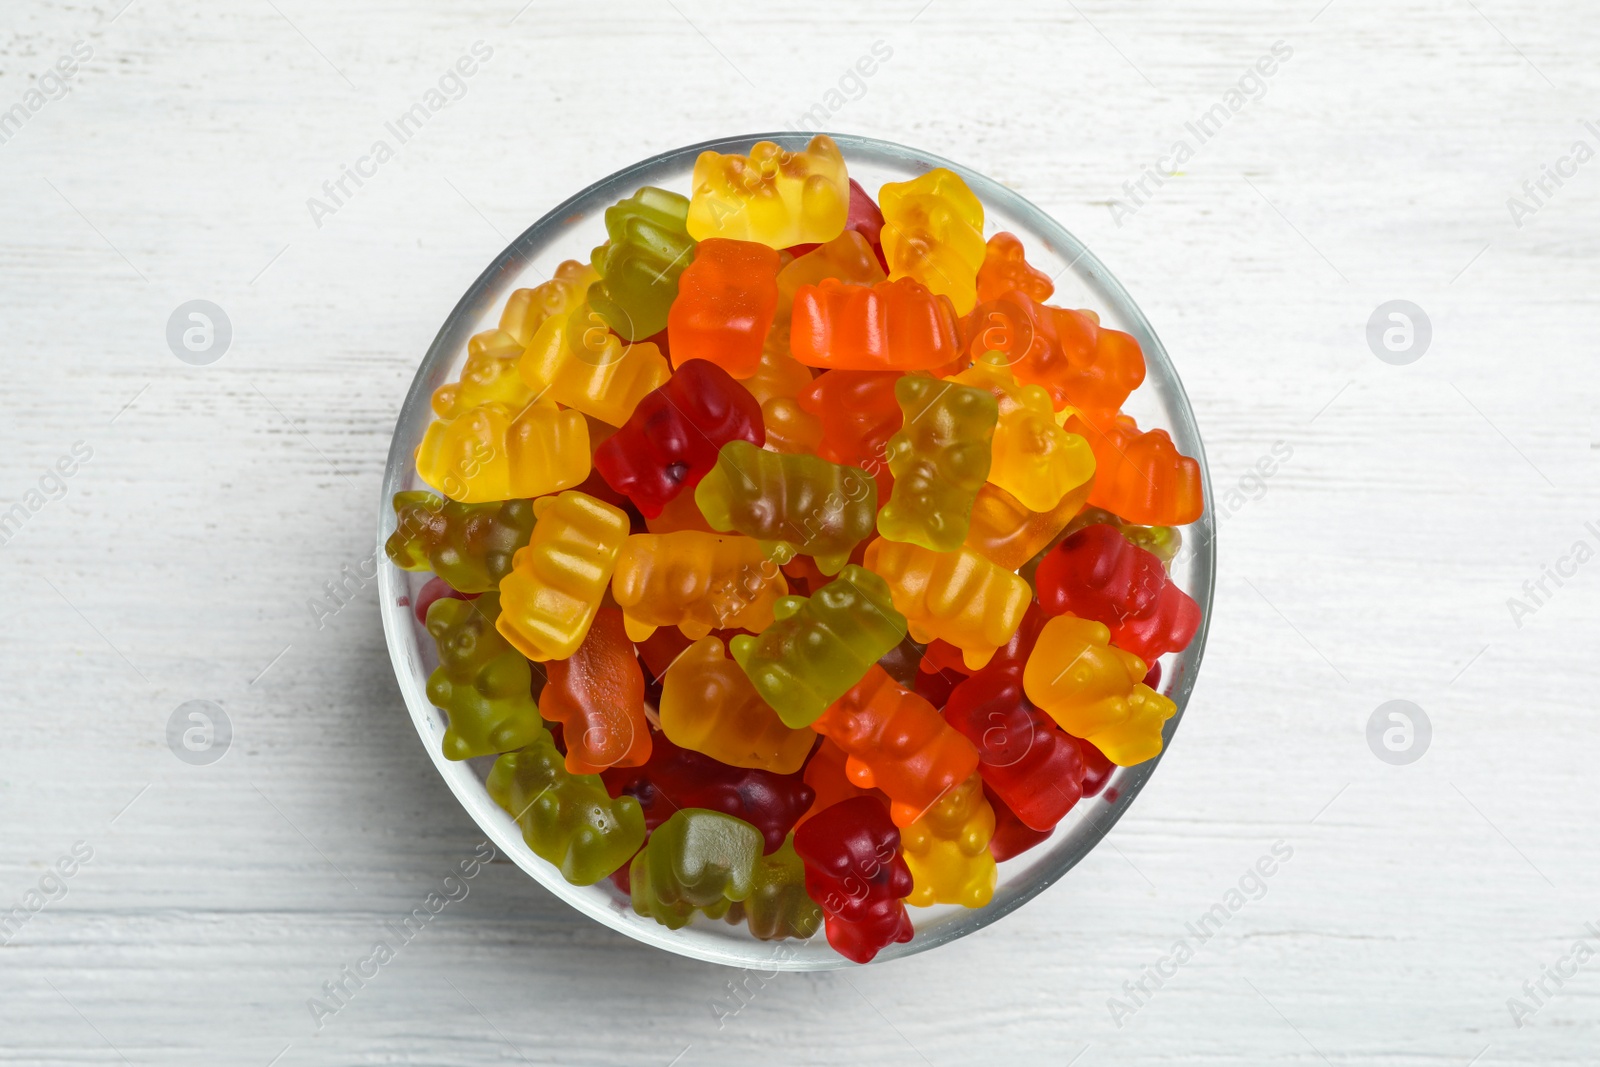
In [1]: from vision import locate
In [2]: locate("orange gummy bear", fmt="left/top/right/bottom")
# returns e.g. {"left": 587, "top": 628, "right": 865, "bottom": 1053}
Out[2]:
{"left": 667, "top": 238, "right": 781, "bottom": 379}
{"left": 790, "top": 277, "right": 961, "bottom": 372}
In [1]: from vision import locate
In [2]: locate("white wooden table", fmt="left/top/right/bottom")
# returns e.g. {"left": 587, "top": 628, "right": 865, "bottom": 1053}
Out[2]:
{"left": 3, "top": 0, "right": 1596, "bottom": 1063}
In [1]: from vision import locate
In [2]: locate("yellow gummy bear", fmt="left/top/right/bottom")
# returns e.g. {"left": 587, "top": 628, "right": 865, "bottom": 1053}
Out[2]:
{"left": 495, "top": 491, "right": 630, "bottom": 661}
{"left": 955, "top": 357, "right": 1094, "bottom": 512}
{"left": 658, "top": 637, "right": 815, "bottom": 774}
{"left": 1021, "top": 614, "right": 1176, "bottom": 766}
{"left": 432, "top": 260, "right": 596, "bottom": 420}
{"left": 862, "top": 537, "right": 1031, "bottom": 672}
{"left": 902, "top": 774, "right": 996, "bottom": 909}
{"left": 415, "top": 398, "right": 589, "bottom": 503}
{"left": 878, "top": 167, "right": 986, "bottom": 316}
{"left": 518, "top": 301, "right": 670, "bottom": 427}
{"left": 686, "top": 135, "right": 849, "bottom": 249}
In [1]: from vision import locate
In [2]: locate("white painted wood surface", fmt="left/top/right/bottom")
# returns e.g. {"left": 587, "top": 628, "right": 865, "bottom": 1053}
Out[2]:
{"left": 3, "top": 0, "right": 1597, "bottom": 1063}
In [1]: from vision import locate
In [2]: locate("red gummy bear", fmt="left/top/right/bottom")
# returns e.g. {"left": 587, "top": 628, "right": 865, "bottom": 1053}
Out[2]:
{"left": 793, "top": 796, "right": 914, "bottom": 963}
{"left": 1034, "top": 524, "right": 1201, "bottom": 662}
{"left": 944, "top": 669, "right": 1086, "bottom": 833}
{"left": 601, "top": 732, "right": 813, "bottom": 854}
{"left": 593, "top": 358, "right": 764, "bottom": 518}
{"left": 797, "top": 369, "right": 903, "bottom": 499}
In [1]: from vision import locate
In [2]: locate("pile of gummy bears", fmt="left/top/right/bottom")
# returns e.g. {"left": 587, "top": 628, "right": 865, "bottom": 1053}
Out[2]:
{"left": 385, "top": 135, "right": 1204, "bottom": 963}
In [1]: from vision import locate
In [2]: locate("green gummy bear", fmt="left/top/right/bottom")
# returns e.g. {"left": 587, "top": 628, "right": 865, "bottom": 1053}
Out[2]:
{"left": 386, "top": 491, "right": 535, "bottom": 593}
{"left": 425, "top": 592, "right": 546, "bottom": 761}
{"left": 724, "top": 836, "right": 822, "bottom": 941}
{"left": 588, "top": 186, "right": 696, "bottom": 340}
{"left": 729, "top": 565, "right": 907, "bottom": 729}
{"left": 630, "top": 809, "right": 763, "bottom": 930}
{"left": 486, "top": 733, "right": 646, "bottom": 886}
{"left": 877, "top": 376, "right": 998, "bottom": 552}
{"left": 694, "top": 440, "right": 877, "bottom": 575}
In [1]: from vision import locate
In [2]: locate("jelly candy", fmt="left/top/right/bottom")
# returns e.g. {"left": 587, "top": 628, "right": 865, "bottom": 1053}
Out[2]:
{"left": 775, "top": 231, "right": 886, "bottom": 320}
{"left": 487, "top": 731, "right": 646, "bottom": 885}
{"left": 610, "top": 531, "right": 788, "bottom": 642}
{"left": 518, "top": 302, "right": 671, "bottom": 426}
{"left": 589, "top": 186, "right": 696, "bottom": 340}
{"left": 1034, "top": 524, "right": 1201, "bottom": 661}
{"left": 594, "top": 358, "right": 764, "bottom": 518}
{"left": 686, "top": 135, "right": 849, "bottom": 248}
{"left": 944, "top": 668, "right": 1085, "bottom": 833}
{"left": 974, "top": 232, "right": 1052, "bottom": 305}
{"left": 796, "top": 369, "right": 903, "bottom": 500}
{"left": 793, "top": 796, "right": 914, "bottom": 963}
{"left": 415, "top": 397, "right": 589, "bottom": 503}
{"left": 495, "top": 491, "right": 630, "bottom": 661}
{"left": 539, "top": 607, "right": 652, "bottom": 774}
{"left": 728, "top": 565, "right": 907, "bottom": 729}
{"left": 812, "top": 664, "right": 981, "bottom": 828}
{"left": 602, "top": 733, "right": 814, "bottom": 854}
{"left": 1022, "top": 615, "right": 1175, "bottom": 766}
{"left": 878, "top": 375, "right": 997, "bottom": 552}
{"left": 630, "top": 808, "right": 763, "bottom": 929}
{"left": 694, "top": 440, "right": 877, "bottom": 575}
{"left": 963, "top": 480, "right": 1092, "bottom": 572}
{"left": 862, "top": 537, "right": 1031, "bottom": 672}
{"left": 901, "top": 773, "right": 996, "bottom": 908}
{"left": 878, "top": 167, "right": 986, "bottom": 315}
{"left": 723, "top": 836, "right": 823, "bottom": 940}
{"left": 386, "top": 491, "right": 534, "bottom": 593}
{"left": 667, "top": 238, "right": 781, "bottom": 379}
{"left": 798, "top": 737, "right": 886, "bottom": 825}
{"left": 738, "top": 326, "right": 822, "bottom": 454}
{"left": 1067, "top": 409, "right": 1203, "bottom": 526}
{"left": 658, "top": 636, "right": 815, "bottom": 774}
{"left": 790, "top": 277, "right": 961, "bottom": 372}
{"left": 424, "top": 592, "right": 545, "bottom": 761}
{"left": 954, "top": 358, "right": 1095, "bottom": 513}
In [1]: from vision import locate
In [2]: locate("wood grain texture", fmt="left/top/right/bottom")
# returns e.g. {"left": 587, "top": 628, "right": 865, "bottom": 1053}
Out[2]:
{"left": 2, "top": 0, "right": 1597, "bottom": 1063}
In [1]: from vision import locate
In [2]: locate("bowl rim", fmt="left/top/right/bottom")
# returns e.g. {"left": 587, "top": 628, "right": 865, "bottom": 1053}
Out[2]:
{"left": 377, "top": 130, "right": 1216, "bottom": 969}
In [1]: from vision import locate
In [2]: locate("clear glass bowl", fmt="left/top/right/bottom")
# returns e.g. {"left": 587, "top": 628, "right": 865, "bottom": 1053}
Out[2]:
{"left": 377, "top": 133, "right": 1215, "bottom": 969}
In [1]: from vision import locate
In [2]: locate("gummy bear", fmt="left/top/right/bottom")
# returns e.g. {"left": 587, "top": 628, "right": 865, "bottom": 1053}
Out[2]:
{"left": 630, "top": 808, "right": 763, "bottom": 929}
{"left": 539, "top": 607, "right": 652, "bottom": 774}
{"left": 601, "top": 733, "right": 814, "bottom": 854}
{"left": 798, "top": 738, "right": 887, "bottom": 826}
{"left": 953, "top": 357, "right": 1095, "bottom": 513}
{"left": 811, "top": 665, "right": 981, "bottom": 828}
{"left": 424, "top": 592, "right": 546, "bottom": 761}
{"left": 436, "top": 260, "right": 597, "bottom": 421}
{"left": 1034, "top": 524, "right": 1201, "bottom": 662}
{"left": 610, "top": 531, "right": 788, "bottom": 643}
{"left": 963, "top": 480, "right": 1092, "bottom": 572}
{"left": 738, "top": 325, "right": 822, "bottom": 454}
{"left": 1022, "top": 614, "right": 1176, "bottom": 766}
{"left": 964, "top": 292, "right": 1146, "bottom": 413}
{"left": 723, "top": 836, "right": 823, "bottom": 940}
{"left": 974, "top": 232, "right": 1053, "bottom": 305}
{"left": 861, "top": 538, "right": 1031, "bottom": 672}
{"left": 878, "top": 375, "right": 998, "bottom": 552}
{"left": 694, "top": 440, "right": 877, "bottom": 575}
{"left": 901, "top": 773, "right": 996, "bottom": 908}
{"left": 775, "top": 231, "right": 887, "bottom": 321}
{"left": 792, "top": 796, "right": 914, "bottom": 964}
{"left": 589, "top": 185, "right": 696, "bottom": 340}
{"left": 1066, "top": 409, "right": 1204, "bottom": 526}
{"left": 487, "top": 730, "right": 647, "bottom": 885}
{"left": 985, "top": 783, "right": 1052, "bottom": 862}
{"left": 797, "top": 369, "right": 903, "bottom": 501}
{"left": 878, "top": 167, "right": 986, "bottom": 316}
{"left": 386, "top": 492, "right": 534, "bottom": 593}
{"left": 686, "top": 135, "right": 849, "bottom": 249}
{"left": 518, "top": 302, "right": 671, "bottom": 426}
{"left": 790, "top": 277, "right": 962, "bottom": 372}
{"left": 658, "top": 636, "right": 815, "bottom": 774}
{"left": 943, "top": 667, "right": 1085, "bottom": 833}
{"left": 593, "top": 358, "right": 764, "bottom": 519}
{"left": 495, "top": 491, "right": 630, "bottom": 661}
{"left": 415, "top": 397, "right": 589, "bottom": 503}
{"left": 668, "top": 238, "right": 781, "bottom": 379}
{"left": 728, "top": 565, "right": 908, "bottom": 729}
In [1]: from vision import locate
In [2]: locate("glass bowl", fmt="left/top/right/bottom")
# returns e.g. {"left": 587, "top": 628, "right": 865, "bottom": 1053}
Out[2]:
{"left": 377, "top": 132, "right": 1215, "bottom": 969}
